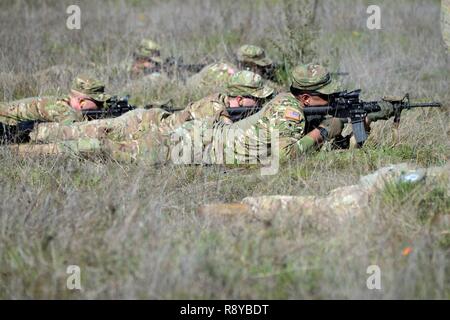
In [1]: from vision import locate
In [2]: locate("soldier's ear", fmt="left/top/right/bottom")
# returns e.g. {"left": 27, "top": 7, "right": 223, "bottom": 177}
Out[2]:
{"left": 299, "top": 94, "right": 310, "bottom": 105}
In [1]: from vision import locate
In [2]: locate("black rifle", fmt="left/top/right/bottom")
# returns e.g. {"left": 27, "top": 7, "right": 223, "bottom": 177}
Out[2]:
{"left": 331, "top": 71, "right": 349, "bottom": 76}
{"left": 0, "top": 121, "right": 41, "bottom": 144}
{"left": 0, "top": 96, "right": 136, "bottom": 144}
{"left": 302, "top": 90, "right": 441, "bottom": 146}
{"left": 226, "top": 93, "right": 277, "bottom": 122}
{"left": 227, "top": 107, "right": 262, "bottom": 122}
{"left": 226, "top": 90, "right": 441, "bottom": 146}
{"left": 163, "top": 57, "right": 207, "bottom": 75}
{"left": 81, "top": 95, "right": 136, "bottom": 120}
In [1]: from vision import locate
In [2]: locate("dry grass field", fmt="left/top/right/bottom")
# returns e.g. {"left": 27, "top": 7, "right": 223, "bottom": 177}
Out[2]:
{"left": 0, "top": 0, "right": 449, "bottom": 299}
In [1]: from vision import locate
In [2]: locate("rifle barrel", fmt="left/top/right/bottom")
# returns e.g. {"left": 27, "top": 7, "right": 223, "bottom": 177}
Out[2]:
{"left": 408, "top": 102, "right": 441, "bottom": 108}
{"left": 227, "top": 107, "right": 261, "bottom": 114}
{"left": 302, "top": 106, "right": 334, "bottom": 115}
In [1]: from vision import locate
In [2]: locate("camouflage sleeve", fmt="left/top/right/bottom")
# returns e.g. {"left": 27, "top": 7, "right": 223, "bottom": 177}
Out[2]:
{"left": 101, "top": 129, "right": 170, "bottom": 164}
{"left": 160, "top": 109, "right": 192, "bottom": 131}
{"left": 264, "top": 94, "right": 306, "bottom": 161}
{"left": 31, "top": 109, "right": 169, "bottom": 143}
{"left": 186, "top": 62, "right": 237, "bottom": 92}
{"left": 0, "top": 97, "right": 83, "bottom": 125}
{"left": 31, "top": 119, "right": 114, "bottom": 143}
{"left": 184, "top": 94, "right": 231, "bottom": 125}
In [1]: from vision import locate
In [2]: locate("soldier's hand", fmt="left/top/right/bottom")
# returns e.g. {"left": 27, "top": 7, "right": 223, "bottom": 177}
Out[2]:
{"left": 367, "top": 100, "right": 395, "bottom": 122}
{"left": 319, "top": 117, "right": 344, "bottom": 140}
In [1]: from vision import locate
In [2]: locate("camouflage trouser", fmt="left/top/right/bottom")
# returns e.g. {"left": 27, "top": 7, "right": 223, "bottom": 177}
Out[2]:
{"left": 11, "top": 120, "right": 173, "bottom": 164}
{"left": 31, "top": 108, "right": 191, "bottom": 143}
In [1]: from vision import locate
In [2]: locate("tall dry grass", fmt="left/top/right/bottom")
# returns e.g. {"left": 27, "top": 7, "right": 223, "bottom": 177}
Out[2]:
{"left": 0, "top": 0, "right": 449, "bottom": 299}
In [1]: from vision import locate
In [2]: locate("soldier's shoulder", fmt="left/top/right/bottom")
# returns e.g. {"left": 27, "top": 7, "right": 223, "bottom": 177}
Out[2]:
{"left": 193, "top": 92, "right": 225, "bottom": 105}
{"left": 262, "top": 92, "right": 304, "bottom": 123}
{"left": 265, "top": 92, "right": 302, "bottom": 110}
{"left": 8, "top": 95, "right": 60, "bottom": 105}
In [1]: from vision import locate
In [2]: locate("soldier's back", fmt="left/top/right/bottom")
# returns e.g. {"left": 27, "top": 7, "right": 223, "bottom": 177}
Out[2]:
{"left": 186, "top": 61, "right": 238, "bottom": 94}
{"left": 0, "top": 95, "right": 82, "bottom": 125}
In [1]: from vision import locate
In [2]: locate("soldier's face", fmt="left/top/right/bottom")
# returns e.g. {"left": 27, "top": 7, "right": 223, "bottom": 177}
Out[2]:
{"left": 133, "top": 59, "right": 158, "bottom": 72}
{"left": 228, "top": 96, "right": 259, "bottom": 108}
{"left": 241, "top": 63, "right": 265, "bottom": 76}
{"left": 69, "top": 92, "right": 99, "bottom": 111}
{"left": 299, "top": 94, "right": 329, "bottom": 107}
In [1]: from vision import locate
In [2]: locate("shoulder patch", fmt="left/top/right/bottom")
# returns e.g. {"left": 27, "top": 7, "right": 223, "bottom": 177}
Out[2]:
{"left": 284, "top": 107, "right": 301, "bottom": 121}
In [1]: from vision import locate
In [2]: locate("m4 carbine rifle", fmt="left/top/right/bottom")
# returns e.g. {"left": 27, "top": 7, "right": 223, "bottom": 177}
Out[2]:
{"left": 81, "top": 95, "right": 136, "bottom": 120}
{"left": 302, "top": 89, "right": 441, "bottom": 146}
{"left": 225, "top": 89, "right": 441, "bottom": 146}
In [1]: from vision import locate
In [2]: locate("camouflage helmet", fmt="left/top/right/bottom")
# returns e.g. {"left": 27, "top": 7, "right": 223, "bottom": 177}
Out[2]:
{"left": 135, "top": 38, "right": 162, "bottom": 64}
{"left": 290, "top": 63, "right": 341, "bottom": 95}
{"left": 236, "top": 45, "right": 273, "bottom": 67}
{"left": 226, "top": 70, "right": 274, "bottom": 98}
{"left": 71, "top": 75, "right": 111, "bottom": 102}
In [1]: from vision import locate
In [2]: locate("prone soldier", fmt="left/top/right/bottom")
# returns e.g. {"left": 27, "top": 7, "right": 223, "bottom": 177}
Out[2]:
{"left": 186, "top": 44, "right": 277, "bottom": 94}
{"left": 29, "top": 70, "right": 275, "bottom": 144}
{"left": 0, "top": 75, "right": 111, "bottom": 126}
{"left": 11, "top": 64, "right": 346, "bottom": 163}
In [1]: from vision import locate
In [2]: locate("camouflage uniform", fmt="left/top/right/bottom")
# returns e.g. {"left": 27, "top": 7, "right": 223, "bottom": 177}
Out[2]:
{"left": 31, "top": 108, "right": 174, "bottom": 143}
{"left": 17, "top": 71, "right": 280, "bottom": 162}
{"left": 0, "top": 75, "right": 109, "bottom": 126}
{"left": 186, "top": 61, "right": 238, "bottom": 92}
{"left": 48, "top": 93, "right": 309, "bottom": 164}
{"left": 129, "top": 39, "right": 163, "bottom": 79}
{"left": 199, "top": 163, "right": 450, "bottom": 229}
{"left": 442, "top": 0, "right": 450, "bottom": 55}
{"left": 31, "top": 94, "right": 226, "bottom": 143}
{"left": 207, "top": 64, "right": 341, "bottom": 163}
{"left": 236, "top": 44, "right": 280, "bottom": 89}
{"left": 207, "top": 92, "right": 306, "bottom": 164}
{"left": 30, "top": 71, "right": 273, "bottom": 144}
{"left": 236, "top": 45, "right": 273, "bottom": 69}
{"left": 123, "top": 39, "right": 170, "bottom": 106}
{"left": 15, "top": 65, "right": 343, "bottom": 163}
{"left": 186, "top": 45, "right": 277, "bottom": 94}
